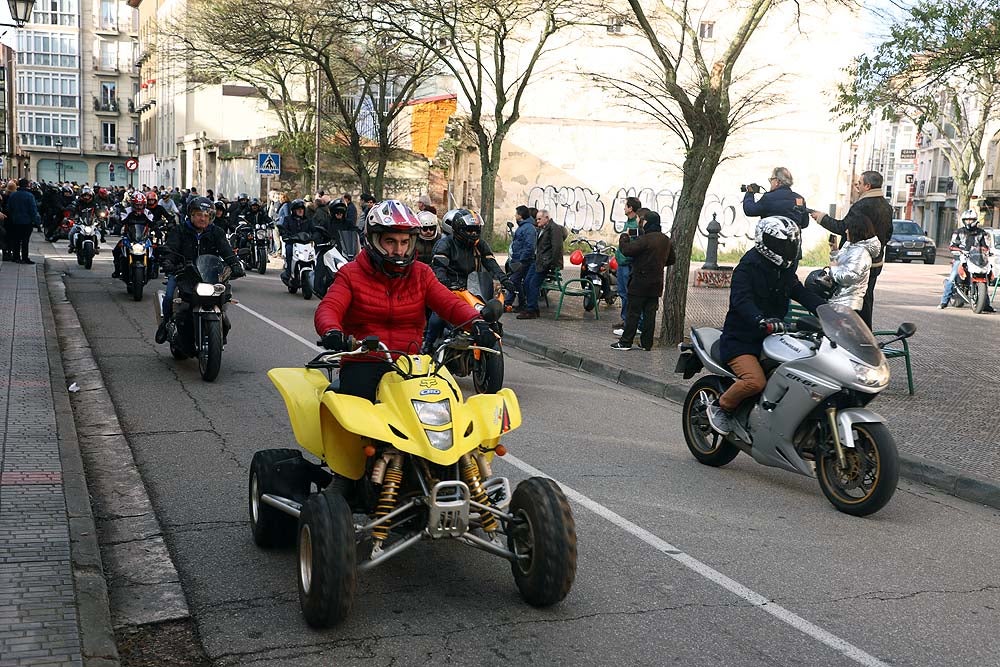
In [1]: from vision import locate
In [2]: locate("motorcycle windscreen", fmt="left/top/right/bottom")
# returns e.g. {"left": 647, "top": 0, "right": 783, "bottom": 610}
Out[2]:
{"left": 816, "top": 303, "right": 884, "bottom": 366}
{"left": 193, "top": 254, "right": 230, "bottom": 284}
{"left": 335, "top": 230, "right": 360, "bottom": 259}
{"left": 128, "top": 223, "right": 149, "bottom": 241}
{"left": 967, "top": 250, "right": 989, "bottom": 270}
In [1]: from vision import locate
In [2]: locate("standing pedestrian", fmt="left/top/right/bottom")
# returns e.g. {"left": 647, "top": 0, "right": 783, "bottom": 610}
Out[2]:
{"left": 810, "top": 170, "right": 892, "bottom": 328}
{"left": 343, "top": 193, "right": 358, "bottom": 230}
{"left": 508, "top": 205, "right": 536, "bottom": 313}
{"left": 610, "top": 212, "right": 676, "bottom": 351}
{"left": 614, "top": 196, "right": 642, "bottom": 330}
{"left": 742, "top": 167, "right": 809, "bottom": 228}
{"left": 6, "top": 179, "right": 41, "bottom": 264}
{"left": 523, "top": 209, "right": 566, "bottom": 314}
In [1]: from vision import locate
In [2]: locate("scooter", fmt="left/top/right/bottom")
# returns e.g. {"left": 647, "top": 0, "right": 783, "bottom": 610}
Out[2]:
{"left": 155, "top": 254, "right": 236, "bottom": 382}
{"left": 675, "top": 303, "right": 916, "bottom": 516}
{"left": 312, "top": 227, "right": 359, "bottom": 298}
{"left": 947, "top": 248, "right": 994, "bottom": 313}
{"left": 280, "top": 231, "right": 316, "bottom": 300}
{"left": 253, "top": 301, "right": 576, "bottom": 627}
{"left": 568, "top": 238, "right": 617, "bottom": 311}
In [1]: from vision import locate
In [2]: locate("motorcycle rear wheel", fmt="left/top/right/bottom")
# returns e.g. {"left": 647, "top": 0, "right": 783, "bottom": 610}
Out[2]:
{"left": 583, "top": 291, "right": 595, "bottom": 311}
{"left": 682, "top": 376, "right": 740, "bottom": 466}
{"left": 297, "top": 491, "right": 357, "bottom": 628}
{"left": 249, "top": 449, "right": 302, "bottom": 548}
{"left": 973, "top": 282, "right": 988, "bottom": 314}
{"left": 816, "top": 422, "right": 898, "bottom": 517}
{"left": 198, "top": 319, "right": 223, "bottom": 382}
{"left": 508, "top": 477, "right": 576, "bottom": 607}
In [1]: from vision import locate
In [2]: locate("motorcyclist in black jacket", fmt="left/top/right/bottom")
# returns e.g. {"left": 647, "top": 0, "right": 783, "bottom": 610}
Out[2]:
{"left": 67, "top": 186, "right": 100, "bottom": 252}
{"left": 280, "top": 199, "right": 314, "bottom": 276}
{"left": 155, "top": 197, "right": 245, "bottom": 344}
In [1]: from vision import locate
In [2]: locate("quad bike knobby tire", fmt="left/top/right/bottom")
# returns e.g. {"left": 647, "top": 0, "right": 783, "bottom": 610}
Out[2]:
{"left": 297, "top": 490, "right": 357, "bottom": 628}
{"left": 682, "top": 376, "right": 740, "bottom": 467}
{"left": 249, "top": 448, "right": 303, "bottom": 547}
{"left": 508, "top": 477, "right": 577, "bottom": 607}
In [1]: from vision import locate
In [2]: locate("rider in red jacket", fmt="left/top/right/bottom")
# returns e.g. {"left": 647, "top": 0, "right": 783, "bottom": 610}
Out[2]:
{"left": 314, "top": 199, "right": 494, "bottom": 401}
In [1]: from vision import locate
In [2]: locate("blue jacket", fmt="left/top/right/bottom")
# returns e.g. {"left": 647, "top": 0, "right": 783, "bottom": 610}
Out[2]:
{"left": 510, "top": 217, "right": 537, "bottom": 262}
{"left": 742, "top": 185, "right": 808, "bottom": 228}
{"left": 719, "top": 248, "right": 825, "bottom": 362}
{"left": 7, "top": 188, "right": 40, "bottom": 226}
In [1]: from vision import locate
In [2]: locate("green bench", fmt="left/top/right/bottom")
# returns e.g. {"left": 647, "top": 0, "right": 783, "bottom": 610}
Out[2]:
{"left": 784, "top": 304, "right": 915, "bottom": 395}
{"left": 538, "top": 269, "right": 601, "bottom": 320}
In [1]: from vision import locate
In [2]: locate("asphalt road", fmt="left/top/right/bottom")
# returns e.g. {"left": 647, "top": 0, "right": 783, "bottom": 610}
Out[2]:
{"left": 52, "top": 242, "right": 1000, "bottom": 666}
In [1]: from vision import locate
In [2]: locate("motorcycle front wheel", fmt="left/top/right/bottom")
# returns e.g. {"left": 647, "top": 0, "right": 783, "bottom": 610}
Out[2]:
{"left": 472, "top": 347, "right": 504, "bottom": 393}
{"left": 83, "top": 245, "right": 94, "bottom": 270}
{"left": 973, "top": 282, "right": 988, "bottom": 314}
{"left": 682, "top": 376, "right": 740, "bottom": 466}
{"left": 257, "top": 248, "right": 267, "bottom": 274}
{"left": 301, "top": 269, "right": 313, "bottom": 300}
{"left": 816, "top": 422, "right": 898, "bottom": 517}
{"left": 130, "top": 265, "right": 145, "bottom": 301}
{"left": 198, "top": 319, "right": 223, "bottom": 382}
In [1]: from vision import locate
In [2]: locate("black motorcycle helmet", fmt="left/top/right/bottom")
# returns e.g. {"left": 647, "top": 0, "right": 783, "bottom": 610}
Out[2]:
{"left": 187, "top": 196, "right": 214, "bottom": 215}
{"left": 330, "top": 199, "right": 347, "bottom": 218}
{"left": 445, "top": 208, "right": 483, "bottom": 246}
{"left": 805, "top": 268, "right": 836, "bottom": 300}
{"left": 290, "top": 198, "right": 306, "bottom": 217}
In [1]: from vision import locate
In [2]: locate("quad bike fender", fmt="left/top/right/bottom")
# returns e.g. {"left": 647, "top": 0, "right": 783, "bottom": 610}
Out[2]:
{"left": 268, "top": 368, "right": 332, "bottom": 460}
{"left": 836, "top": 408, "right": 884, "bottom": 449}
{"left": 465, "top": 388, "right": 522, "bottom": 452}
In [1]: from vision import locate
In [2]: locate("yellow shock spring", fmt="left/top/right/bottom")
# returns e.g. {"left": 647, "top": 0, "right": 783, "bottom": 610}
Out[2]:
{"left": 371, "top": 459, "right": 403, "bottom": 541}
{"left": 460, "top": 454, "right": 498, "bottom": 533}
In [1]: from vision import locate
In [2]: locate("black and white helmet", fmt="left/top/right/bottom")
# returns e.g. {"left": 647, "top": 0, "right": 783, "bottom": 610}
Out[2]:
{"left": 754, "top": 216, "right": 800, "bottom": 268}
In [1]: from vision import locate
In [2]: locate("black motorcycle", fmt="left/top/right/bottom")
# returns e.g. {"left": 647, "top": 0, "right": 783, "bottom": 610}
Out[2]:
{"left": 159, "top": 254, "right": 236, "bottom": 382}
{"left": 73, "top": 209, "right": 101, "bottom": 270}
{"left": 251, "top": 220, "right": 274, "bottom": 274}
{"left": 118, "top": 222, "right": 154, "bottom": 301}
{"left": 312, "top": 226, "right": 360, "bottom": 298}
{"left": 569, "top": 237, "right": 617, "bottom": 311}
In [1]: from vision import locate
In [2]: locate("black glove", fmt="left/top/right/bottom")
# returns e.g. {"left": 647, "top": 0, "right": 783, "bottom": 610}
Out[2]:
{"left": 758, "top": 317, "right": 785, "bottom": 335}
{"left": 472, "top": 321, "right": 497, "bottom": 348}
{"left": 225, "top": 256, "right": 246, "bottom": 278}
{"left": 321, "top": 329, "right": 346, "bottom": 351}
{"left": 500, "top": 278, "right": 515, "bottom": 294}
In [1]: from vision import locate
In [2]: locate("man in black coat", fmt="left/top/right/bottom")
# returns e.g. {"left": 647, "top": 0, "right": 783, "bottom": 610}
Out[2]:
{"left": 610, "top": 212, "right": 676, "bottom": 351}
{"left": 810, "top": 170, "right": 892, "bottom": 328}
{"left": 742, "top": 167, "right": 809, "bottom": 229}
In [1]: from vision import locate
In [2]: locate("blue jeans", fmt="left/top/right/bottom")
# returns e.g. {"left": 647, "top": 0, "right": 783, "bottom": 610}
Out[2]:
{"left": 941, "top": 260, "right": 960, "bottom": 304}
{"left": 616, "top": 263, "right": 630, "bottom": 321}
{"left": 423, "top": 312, "right": 446, "bottom": 353}
{"left": 523, "top": 265, "right": 540, "bottom": 312}
{"left": 162, "top": 274, "right": 178, "bottom": 319}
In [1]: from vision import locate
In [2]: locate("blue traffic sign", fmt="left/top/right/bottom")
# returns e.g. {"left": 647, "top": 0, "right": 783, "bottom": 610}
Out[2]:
{"left": 257, "top": 152, "right": 281, "bottom": 176}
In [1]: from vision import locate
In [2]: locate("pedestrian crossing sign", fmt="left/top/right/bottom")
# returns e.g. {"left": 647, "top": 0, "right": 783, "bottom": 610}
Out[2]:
{"left": 257, "top": 152, "right": 281, "bottom": 176}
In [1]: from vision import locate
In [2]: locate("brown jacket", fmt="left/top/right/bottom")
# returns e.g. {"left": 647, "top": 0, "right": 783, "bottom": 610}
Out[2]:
{"left": 618, "top": 230, "right": 676, "bottom": 297}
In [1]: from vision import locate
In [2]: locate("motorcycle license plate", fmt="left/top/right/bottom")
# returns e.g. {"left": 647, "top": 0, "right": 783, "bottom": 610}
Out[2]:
{"left": 906, "top": 251, "right": 922, "bottom": 256}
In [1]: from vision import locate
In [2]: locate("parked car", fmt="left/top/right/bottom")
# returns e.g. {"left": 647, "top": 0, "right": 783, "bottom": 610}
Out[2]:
{"left": 884, "top": 219, "right": 936, "bottom": 264}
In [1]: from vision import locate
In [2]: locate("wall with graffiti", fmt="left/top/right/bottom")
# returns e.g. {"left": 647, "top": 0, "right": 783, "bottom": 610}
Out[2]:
{"left": 525, "top": 183, "right": 755, "bottom": 247}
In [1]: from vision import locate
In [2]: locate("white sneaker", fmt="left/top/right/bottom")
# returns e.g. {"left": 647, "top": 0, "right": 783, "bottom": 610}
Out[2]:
{"left": 706, "top": 401, "right": 733, "bottom": 435}
{"left": 612, "top": 328, "right": 624, "bottom": 336}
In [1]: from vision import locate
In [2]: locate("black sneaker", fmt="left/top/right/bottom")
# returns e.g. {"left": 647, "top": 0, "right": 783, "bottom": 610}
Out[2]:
{"left": 610, "top": 341, "right": 633, "bottom": 351}
{"left": 938, "top": 302, "right": 948, "bottom": 309}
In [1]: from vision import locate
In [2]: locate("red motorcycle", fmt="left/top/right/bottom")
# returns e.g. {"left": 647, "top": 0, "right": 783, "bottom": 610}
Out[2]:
{"left": 46, "top": 209, "right": 74, "bottom": 242}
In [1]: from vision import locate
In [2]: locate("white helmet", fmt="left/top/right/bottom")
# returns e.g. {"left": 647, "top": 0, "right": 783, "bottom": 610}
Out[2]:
{"left": 961, "top": 208, "right": 979, "bottom": 226}
{"left": 416, "top": 210, "right": 440, "bottom": 241}
{"left": 754, "top": 216, "right": 800, "bottom": 268}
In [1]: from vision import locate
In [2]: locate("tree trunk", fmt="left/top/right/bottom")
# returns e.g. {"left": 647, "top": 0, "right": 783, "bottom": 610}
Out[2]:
{"left": 658, "top": 135, "right": 727, "bottom": 345}
{"left": 373, "top": 148, "right": 388, "bottom": 200}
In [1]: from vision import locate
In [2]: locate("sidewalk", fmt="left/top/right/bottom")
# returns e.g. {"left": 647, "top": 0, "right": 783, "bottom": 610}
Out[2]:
{"left": 502, "top": 261, "right": 1000, "bottom": 509}
{"left": 0, "top": 250, "right": 117, "bottom": 666}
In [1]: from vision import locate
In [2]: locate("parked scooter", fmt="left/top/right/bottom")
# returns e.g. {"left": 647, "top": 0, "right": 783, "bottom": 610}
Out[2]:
{"left": 568, "top": 238, "right": 617, "bottom": 311}
{"left": 946, "top": 248, "right": 994, "bottom": 313}
{"left": 155, "top": 254, "right": 237, "bottom": 382}
{"left": 312, "top": 227, "right": 360, "bottom": 298}
{"left": 675, "top": 304, "right": 916, "bottom": 516}
{"left": 280, "top": 231, "right": 317, "bottom": 299}
{"left": 254, "top": 300, "right": 575, "bottom": 627}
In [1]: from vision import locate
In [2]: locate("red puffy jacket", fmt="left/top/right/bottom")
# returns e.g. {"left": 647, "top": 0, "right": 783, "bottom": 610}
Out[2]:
{"left": 314, "top": 249, "right": 481, "bottom": 358}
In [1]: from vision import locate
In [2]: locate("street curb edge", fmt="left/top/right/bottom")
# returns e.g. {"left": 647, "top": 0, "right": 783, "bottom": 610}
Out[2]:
{"left": 503, "top": 331, "right": 1000, "bottom": 511}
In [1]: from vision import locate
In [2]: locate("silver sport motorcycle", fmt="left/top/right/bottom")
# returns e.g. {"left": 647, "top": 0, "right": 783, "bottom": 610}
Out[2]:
{"left": 675, "top": 304, "right": 916, "bottom": 516}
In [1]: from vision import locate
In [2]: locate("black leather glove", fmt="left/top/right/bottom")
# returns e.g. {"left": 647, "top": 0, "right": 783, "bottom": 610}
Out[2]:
{"left": 500, "top": 277, "right": 515, "bottom": 294}
{"left": 472, "top": 321, "right": 497, "bottom": 348}
{"left": 758, "top": 317, "right": 785, "bottom": 335}
{"left": 225, "top": 256, "right": 246, "bottom": 278}
{"left": 321, "top": 329, "right": 346, "bottom": 351}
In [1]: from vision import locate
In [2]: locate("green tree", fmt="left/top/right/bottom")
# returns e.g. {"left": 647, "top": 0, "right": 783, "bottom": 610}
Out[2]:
{"left": 834, "top": 0, "right": 1000, "bottom": 213}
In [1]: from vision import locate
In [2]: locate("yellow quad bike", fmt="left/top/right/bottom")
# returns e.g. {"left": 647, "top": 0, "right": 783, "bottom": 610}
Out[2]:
{"left": 251, "top": 303, "right": 577, "bottom": 628}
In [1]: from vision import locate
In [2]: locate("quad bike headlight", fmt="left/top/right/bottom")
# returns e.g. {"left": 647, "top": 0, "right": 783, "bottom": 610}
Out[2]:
{"left": 195, "top": 283, "right": 226, "bottom": 297}
{"left": 412, "top": 399, "right": 451, "bottom": 426}
{"left": 852, "top": 361, "right": 889, "bottom": 388}
{"left": 424, "top": 428, "right": 453, "bottom": 451}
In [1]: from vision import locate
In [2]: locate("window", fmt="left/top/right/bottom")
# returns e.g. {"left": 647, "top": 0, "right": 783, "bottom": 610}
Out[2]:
{"left": 100, "top": 81, "right": 116, "bottom": 107}
{"left": 30, "top": 0, "right": 78, "bottom": 26}
{"left": 101, "top": 122, "right": 116, "bottom": 147}
{"left": 607, "top": 16, "right": 624, "bottom": 34}
{"left": 16, "top": 70, "right": 79, "bottom": 108}
{"left": 99, "top": 0, "right": 116, "bottom": 30}
{"left": 16, "top": 31, "right": 78, "bottom": 68}
{"left": 17, "top": 110, "right": 79, "bottom": 147}
{"left": 699, "top": 21, "right": 715, "bottom": 40}
{"left": 98, "top": 40, "right": 117, "bottom": 70}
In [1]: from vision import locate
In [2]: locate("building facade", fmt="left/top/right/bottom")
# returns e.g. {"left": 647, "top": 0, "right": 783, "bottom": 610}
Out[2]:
{"left": 17, "top": 0, "right": 140, "bottom": 185}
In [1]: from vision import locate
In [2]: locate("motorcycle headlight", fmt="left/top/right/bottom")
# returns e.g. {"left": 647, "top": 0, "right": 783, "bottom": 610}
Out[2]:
{"left": 412, "top": 399, "right": 451, "bottom": 426}
{"left": 424, "top": 428, "right": 453, "bottom": 451}
{"left": 195, "top": 283, "right": 226, "bottom": 297}
{"left": 131, "top": 242, "right": 146, "bottom": 254}
{"left": 255, "top": 230, "right": 267, "bottom": 239}
{"left": 852, "top": 361, "right": 889, "bottom": 388}
{"left": 81, "top": 225, "right": 94, "bottom": 234}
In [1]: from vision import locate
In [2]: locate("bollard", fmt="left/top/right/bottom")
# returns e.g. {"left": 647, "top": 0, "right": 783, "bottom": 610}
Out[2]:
{"left": 701, "top": 213, "right": 722, "bottom": 270}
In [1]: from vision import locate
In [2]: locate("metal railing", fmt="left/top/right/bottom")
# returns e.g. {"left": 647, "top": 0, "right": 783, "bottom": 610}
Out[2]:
{"left": 93, "top": 96, "right": 120, "bottom": 113}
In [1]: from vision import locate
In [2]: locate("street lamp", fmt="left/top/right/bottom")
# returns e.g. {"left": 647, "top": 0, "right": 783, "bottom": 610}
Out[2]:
{"left": 55, "top": 139, "right": 63, "bottom": 182}
{"left": 3, "top": 0, "right": 36, "bottom": 27}
{"left": 127, "top": 136, "right": 136, "bottom": 188}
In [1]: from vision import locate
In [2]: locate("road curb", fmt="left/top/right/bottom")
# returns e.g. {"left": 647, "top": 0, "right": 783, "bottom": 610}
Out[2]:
{"left": 503, "top": 331, "right": 1000, "bottom": 511}
{"left": 38, "top": 265, "right": 121, "bottom": 667}
{"left": 45, "top": 263, "right": 191, "bottom": 632}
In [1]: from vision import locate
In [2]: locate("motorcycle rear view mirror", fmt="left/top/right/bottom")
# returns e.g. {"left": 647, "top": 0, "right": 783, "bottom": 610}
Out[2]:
{"left": 897, "top": 322, "right": 916, "bottom": 338}
{"left": 480, "top": 299, "right": 503, "bottom": 323}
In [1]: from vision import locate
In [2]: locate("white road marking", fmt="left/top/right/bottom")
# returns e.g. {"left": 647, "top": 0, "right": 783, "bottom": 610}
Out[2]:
{"left": 501, "top": 453, "right": 888, "bottom": 667}
{"left": 238, "top": 297, "right": 889, "bottom": 667}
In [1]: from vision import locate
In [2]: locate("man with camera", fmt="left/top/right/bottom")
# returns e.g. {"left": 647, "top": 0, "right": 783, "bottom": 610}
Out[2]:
{"left": 741, "top": 167, "right": 809, "bottom": 229}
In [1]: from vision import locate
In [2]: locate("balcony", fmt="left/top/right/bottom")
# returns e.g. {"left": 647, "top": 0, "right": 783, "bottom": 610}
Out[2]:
{"left": 95, "top": 17, "right": 118, "bottom": 33}
{"left": 93, "top": 97, "right": 121, "bottom": 114}
{"left": 91, "top": 137, "right": 120, "bottom": 154}
{"left": 93, "top": 56, "right": 119, "bottom": 74}
{"left": 930, "top": 176, "right": 956, "bottom": 195}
